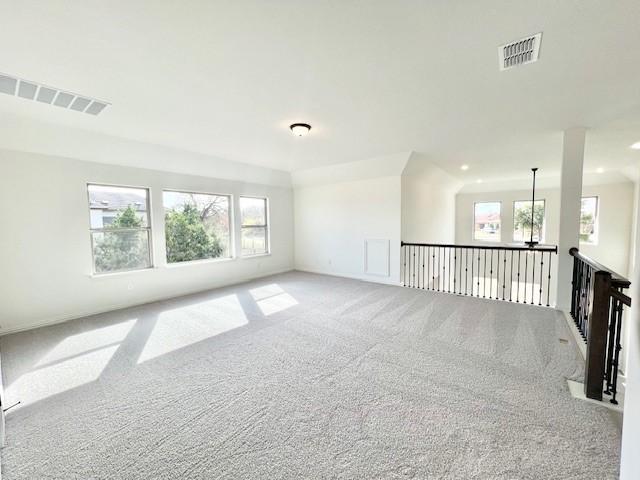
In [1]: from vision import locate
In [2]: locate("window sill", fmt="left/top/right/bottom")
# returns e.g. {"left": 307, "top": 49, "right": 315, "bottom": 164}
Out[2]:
{"left": 240, "top": 252, "right": 271, "bottom": 259}
{"left": 90, "top": 266, "right": 158, "bottom": 278}
{"left": 165, "top": 257, "right": 235, "bottom": 268}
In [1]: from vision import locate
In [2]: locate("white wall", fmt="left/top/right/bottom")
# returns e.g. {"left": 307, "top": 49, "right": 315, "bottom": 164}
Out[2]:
{"left": 294, "top": 176, "right": 402, "bottom": 284}
{"left": 401, "top": 154, "right": 461, "bottom": 243}
{"left": 620, "top": 180, "right": 640, "bottom": 480}
{"left": 0, "top": 149, "right": 294, "bottom": 334}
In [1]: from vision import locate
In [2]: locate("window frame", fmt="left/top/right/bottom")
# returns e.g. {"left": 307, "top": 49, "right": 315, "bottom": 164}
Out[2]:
{"left": 239, "top": 196, "right": 270, "bottom": 257}
{"left": 472, "top": 201, "right": 502, "bottom": 243}
{"left": 162, "top": 188, "right": 234, "bottom": 264}
{"left": 87, "top": 182, "right": 154, "bottom": 275}
{"left": 579, "top": 196, "right": 599, "bottom": 245}
{"left": 512, "top": 199, "right": 546, "bottom": 243}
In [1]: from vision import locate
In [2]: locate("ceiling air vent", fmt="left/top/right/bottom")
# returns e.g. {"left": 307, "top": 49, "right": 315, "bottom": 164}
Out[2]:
{"left": 498, "top": 33, "right": 542, "bottom": 70}
{"left": 0, "top": 72, "right": 110, "bottom": 115}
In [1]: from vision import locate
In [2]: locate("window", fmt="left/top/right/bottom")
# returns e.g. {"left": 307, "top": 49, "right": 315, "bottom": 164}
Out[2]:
{"left": 88, "top": 184, "right": 152, "bottom": 274}
{"left": 513, "top": 200, "right": 545, "bottom": 243}
{"left": 163, "top": 191, "right": 231, "bottom": 263}
{"left": 580, "top": 197, "right": 598, "bottom": 244}
{"left": 240, "top": 196, "right": 269, "bottom": 255}
{"left": 473, "top": 202, "right": 501, "bottom": 242}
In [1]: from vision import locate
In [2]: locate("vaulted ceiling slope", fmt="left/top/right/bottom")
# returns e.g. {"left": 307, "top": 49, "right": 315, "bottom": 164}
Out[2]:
{"left": 0, "top": 0, "right": 639, "bottom": 183}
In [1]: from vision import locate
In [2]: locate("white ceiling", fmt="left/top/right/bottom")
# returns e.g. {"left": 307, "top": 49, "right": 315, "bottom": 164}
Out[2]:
{"left": 1, "top": 0, "right": 640, "bottom": 182}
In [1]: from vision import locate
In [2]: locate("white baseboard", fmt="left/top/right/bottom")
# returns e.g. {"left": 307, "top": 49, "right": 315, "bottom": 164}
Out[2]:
{"left": 293, "top": 267, "right": 401, "bottom": 287}
{"left": 560, "top": 309, "right": 587, "bottom": 360}
{"left": 0, "top": 267, "right": 294, "bottom": 336}
{"left": 567, "top": 379, "right": 624, "bottom": 413}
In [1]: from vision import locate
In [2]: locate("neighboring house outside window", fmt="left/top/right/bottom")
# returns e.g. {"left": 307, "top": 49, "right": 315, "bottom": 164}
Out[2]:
{"left": 88, "top": 184, "right": 152, "bottom": 274}
{"left": 240, "top": 196, "right": 269, "bottom": 255}
{"left": 513, "top": 199, "right": 545, "bottom": 243}
{"left": 580, "top": 196, "right": 598, "bottom": 244}
{"left": 473, "top": 202, "right": 501, "bottom": 242}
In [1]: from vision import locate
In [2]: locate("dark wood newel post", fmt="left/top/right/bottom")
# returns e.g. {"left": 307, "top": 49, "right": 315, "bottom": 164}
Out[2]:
{"left": 584, "top": 270, "right": 612, "bottom": 400}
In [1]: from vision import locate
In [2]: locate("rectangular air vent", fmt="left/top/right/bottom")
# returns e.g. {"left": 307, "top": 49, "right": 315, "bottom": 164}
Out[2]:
{"left": 0, "top": 72, "right": 110, "bottom": 115}
{"left": 498, "top": 33, "right": 542, "bottom": 70}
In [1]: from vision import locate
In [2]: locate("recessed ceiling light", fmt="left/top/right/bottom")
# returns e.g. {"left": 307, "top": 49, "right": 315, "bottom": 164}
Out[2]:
{"left": 290, "top": 123, "right": 311, "bottom": 137}
{"left": 630, "top": 142, "right": 640, "bottom": 150}
{"left": 596, "top": 167, "right": 604, "bottom": 174}
{"left": 476, "top": 179, "right": 483, "bottom": 184}
{"left": 460, "top": 165, "right": 469, "bottom": 171}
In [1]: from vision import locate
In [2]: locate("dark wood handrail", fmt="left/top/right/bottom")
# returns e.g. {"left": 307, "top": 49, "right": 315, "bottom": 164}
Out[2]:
{"left": 401, "top": 241, "right": 557, "bottom": 253}
{"left": 569, "top": 247, "right": 630, "bottom": 288}
{"left": 610, "top": 288, "right": 632, "bottom": 307}
{"left": 570, "top": 246, "right": 631, "bottom": 404}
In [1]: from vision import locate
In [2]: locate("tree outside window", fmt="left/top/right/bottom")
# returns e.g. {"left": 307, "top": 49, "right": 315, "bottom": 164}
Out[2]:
{"left": 580, "top": 197, "right": 598, "bottom": 244}
{"left": 88, "top": 184, "right": 152, "bottom": 274}
{"left": 163, "top": 191, "right": 231, "bottom": 263}
{"left": 513, "top": 200, "right": 545, "bottom": 243}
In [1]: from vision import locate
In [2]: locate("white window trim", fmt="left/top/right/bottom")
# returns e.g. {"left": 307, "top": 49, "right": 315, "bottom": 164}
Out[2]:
{"left": 512, "top": 199, "right": 546, "bottom": 243}
{"left": 579, "top": 196, "right": 599, "bottom": 245}
{"left": 240, "top": 196, "right": 270, "bottom": 256}
{"left": 472, "top": 201, "right": 502, "bottom": 243}
{"left": 87, "top": 182, "right": 154, "bottom": 275}
{"left": 162, "top": 189, "right": 234, "bottom": 264}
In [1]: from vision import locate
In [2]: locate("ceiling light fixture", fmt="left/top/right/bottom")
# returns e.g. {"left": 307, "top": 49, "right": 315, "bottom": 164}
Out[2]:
{"left": 630, "top": 142, "right": 640, "bottom": 150}
{"left": 476, "top": 179, "right": 483, "bottom": 184}
{"left": 460, "top": 165, "right": 469, "bottom": 171}
{"left": 596, "top": 167, "right": 604, "bottom": 174}
{"left": 290, "top": 123, "right": 311, "bottom": 137}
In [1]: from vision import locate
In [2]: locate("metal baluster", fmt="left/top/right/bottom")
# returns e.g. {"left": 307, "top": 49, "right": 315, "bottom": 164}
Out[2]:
{"left": 422, "top": 246, "right": 425, "bottom": 289}
{"left": 428, "top": 246, "right": 431, "bottom": 290}
{"left": 483, "top": 250, "right": 487, "bottom": 298}
{"left": 502, "top": 250, "right": 507, "bottom": 300}
{"left": 443, "top": 247, "right": 447, "bottom": 292}
{"left": 471, "top": 248, "right": 475, "bottom": 296}
{"left": 509, "top": 250, "right": 514, "bottom": 302}
{"left": 465, "top": 248, "right": 469, "bottom": 295}
{"left": 411, "top": 246, "right": 415, "bottom": 288}
{"left": 404, "top": 245, "right": 407, "bottom": 286}
{"left": 432, "top": 247, "right": 436, "bottom": 291}
{"left": 516, "top": 251, "right": 521, "bottom": 303}
{"left": 436, "top": 247, "right": 440, "bottom": 291}
{"left": 604, "top": 296, "right": 617, "bottom": 396}
{"left": 524, "top": 250, "right": 529, "bottom": 304}
{"left": 538, "top": 252, "right": 544, "bottom": 306}
{"left": 489, "top": 249, "right": 493, "bottom": 298}
{"left": 583, "top": 266, "right": 591, "bottom": 338}
{"left": 546, "top": 251, "right": 552, "bottom": 307}
{"left": 477, "top": 250, "right": 481, "bottom": 298}
{"left": 610, "top": 299, "right": 624, "bottom": 404}
{"left": 576, "top": 260, "right": 583, "bottom": 333}
{"left": 530, "top": 251, "right": 535, "bottom": 305}
{"left": 453, "top": 248, "right": 457, "bottom": 294}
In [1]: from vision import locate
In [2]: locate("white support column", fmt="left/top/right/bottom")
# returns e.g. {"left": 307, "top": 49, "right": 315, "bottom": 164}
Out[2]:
{"left": 556, "top": 127, "right": 586, "bottom": 310}
{"left": 620, "top": 181, "right": 640, "bottom": 480}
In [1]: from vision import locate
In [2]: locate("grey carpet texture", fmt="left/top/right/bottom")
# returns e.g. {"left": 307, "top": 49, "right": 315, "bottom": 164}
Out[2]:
{"left": 0, "top": 271, "right": 621, "bottom": 479}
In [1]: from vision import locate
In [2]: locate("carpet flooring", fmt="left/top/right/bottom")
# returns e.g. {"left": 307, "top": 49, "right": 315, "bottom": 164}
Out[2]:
{"left": 0, "top": 271, "right": 621, "bottom": 479}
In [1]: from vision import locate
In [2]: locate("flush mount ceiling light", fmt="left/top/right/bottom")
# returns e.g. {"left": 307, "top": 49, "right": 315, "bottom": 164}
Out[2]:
{"left": 290, "top": 123, "right": 311, "bottom": 137}
{"left": 460, "top": 164, "right": 469, "bottom": 171}
{"left": 630, "top": 142, "right": 640, "bottom": 150}
{"left": 596, "top": 167, "right": 604, "bottom": 173}
{"left": 0, "top": 72, "right": 110, "bottom": 116}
